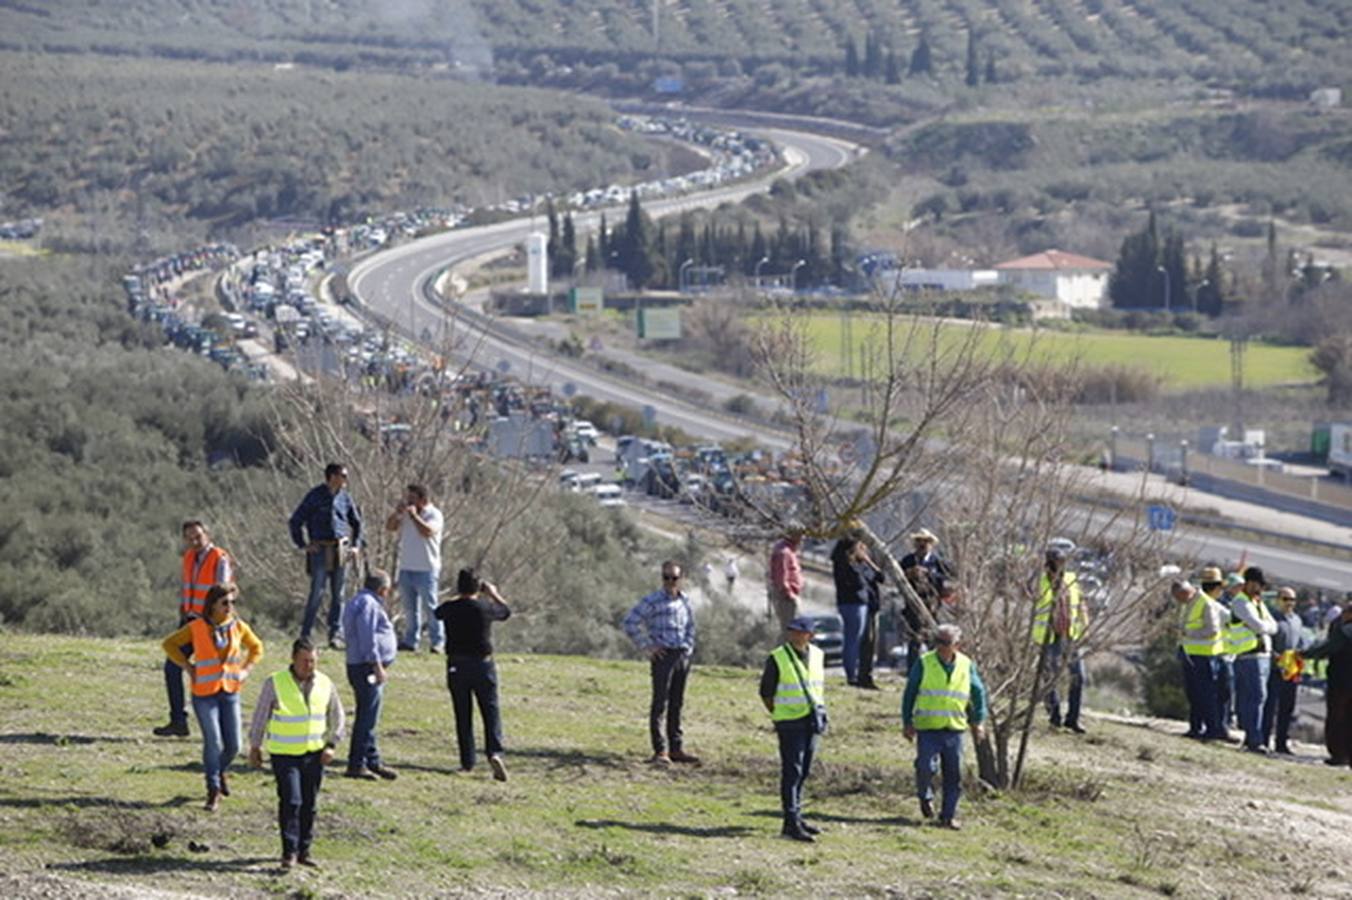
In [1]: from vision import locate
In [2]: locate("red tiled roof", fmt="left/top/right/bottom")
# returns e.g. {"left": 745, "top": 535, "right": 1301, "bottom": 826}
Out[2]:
{"left": 994, "top": 249, "right": 1112, "bottom": 271}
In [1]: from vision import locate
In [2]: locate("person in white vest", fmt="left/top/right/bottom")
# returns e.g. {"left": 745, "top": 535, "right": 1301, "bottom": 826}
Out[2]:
{"left": 248, "top": 638, "right": 346, "bottom": 870}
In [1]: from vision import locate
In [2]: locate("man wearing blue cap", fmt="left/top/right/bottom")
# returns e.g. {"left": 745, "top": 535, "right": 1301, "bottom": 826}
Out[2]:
{"left": 760, "top": 615, "right": 827, "bottom": 842}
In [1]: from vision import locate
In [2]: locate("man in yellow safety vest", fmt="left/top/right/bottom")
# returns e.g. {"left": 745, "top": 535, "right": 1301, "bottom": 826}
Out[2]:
{"left": 759, "top": 616, "right": 827, "bottom": 842}
{"left": 1174, "top": 576, "right": 1225, "bottom": 740}
{"left": 249, "top": 638, "right": 346, "bottom": 870}
{"left": 1031, "top": 548, "right": 1089, "bottom": 733}
{"left": 902, "top": 624, "right": 987, "bottom": 830}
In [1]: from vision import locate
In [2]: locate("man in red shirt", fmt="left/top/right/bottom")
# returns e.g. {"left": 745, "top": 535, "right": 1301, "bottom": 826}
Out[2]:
{"left": 767, "top": 526, "right": 805, "bottom": 639}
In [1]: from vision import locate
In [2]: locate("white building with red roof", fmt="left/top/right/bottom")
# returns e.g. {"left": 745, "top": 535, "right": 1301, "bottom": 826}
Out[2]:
{"left": 994, "top": 249, "right": 1112, "bottom": 309}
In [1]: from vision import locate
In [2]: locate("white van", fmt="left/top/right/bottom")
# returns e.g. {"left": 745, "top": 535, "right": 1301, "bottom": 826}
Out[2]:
{"left": 594, "top": 484, "right": 626, "bottom": 508}
{"left": 574, "top": 473, "right": 603, "bottom": 492}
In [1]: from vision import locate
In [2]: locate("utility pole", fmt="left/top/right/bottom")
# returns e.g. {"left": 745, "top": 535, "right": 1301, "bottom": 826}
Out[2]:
{"left": 652, "top": 0, "right": 660, "bottom": 51}
{"left": 1230, "top": 334, "right": 1247, "bottom": 440}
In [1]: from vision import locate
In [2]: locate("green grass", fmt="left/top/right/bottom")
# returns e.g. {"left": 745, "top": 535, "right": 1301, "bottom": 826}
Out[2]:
{"left": 776, "top": 313, "right": 1319, "bottom": 390}
{"left": 2, "top": 632, "right": 1350, "bottom": 896}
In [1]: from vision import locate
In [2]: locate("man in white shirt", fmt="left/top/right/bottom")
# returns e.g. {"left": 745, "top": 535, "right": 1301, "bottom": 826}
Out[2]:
{"left": 386, "top": 484, "right": 445, "bottom": 653}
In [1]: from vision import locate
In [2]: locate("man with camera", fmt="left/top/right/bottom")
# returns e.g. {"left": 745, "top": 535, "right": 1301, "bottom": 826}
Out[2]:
{"left": 386, "top": 483, "right": 444, "bottom": 653}
{"left": 759, "top": 615, "right": 828, "bottom": 842}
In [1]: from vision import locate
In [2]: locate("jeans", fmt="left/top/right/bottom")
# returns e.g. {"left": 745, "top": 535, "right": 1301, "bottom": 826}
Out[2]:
{"left": 1217, "top": 657, "right": 1235, "bottom": 730}
{"left": 648, "top": 648, "right": 691, "bottom": 754}
{"left": 399, "top": 569, "right": 443, "bottom": 650}
{"left": 272, "top": 750, "right": 324, "bottom": 859}
{"left": 301, "top": 550, "right": 346, "bottom": 642}
{"left": 915, "top": 728, "right": 964, "bottom": 822}
{"left": 775, "top": 718, "right": 819, "bottom": 825}
{"left": 1233, "top": 653, "right": 1270, "bottom": 749}
{"left": 1261, "top": 664, "right": 1297, "bottom": 750}
{"left": 769, "top": 587, "right": 799, "bottom": 640}
{"left": 346, "top": 663, "right": 386, "bottom": 771}
{"left": 1042, "top": 639, "right": 1085, "bottom": 727}
{"left": 191, "top": 691, "right": 241, "bottom": 791}
{"left": 446, "top": 656, "right": 504, "bottom": 770}
{"left": 164, "top": 620, "right": 191, "bottom": 724}
{"left": 1178, "top": 650, "right": 1224, "bottom": 738}
{"left": 838, "top": 603, "right": 868, "bottom": 683}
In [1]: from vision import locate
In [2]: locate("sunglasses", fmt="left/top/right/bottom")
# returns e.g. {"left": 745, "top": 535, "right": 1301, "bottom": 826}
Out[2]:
{"left": 662, "top": 574, "right": 681, "bottom": 582}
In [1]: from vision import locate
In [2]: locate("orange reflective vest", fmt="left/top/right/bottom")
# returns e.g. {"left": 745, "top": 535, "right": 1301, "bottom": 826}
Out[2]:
{"left": 181, "top": 546, "right": 228, "bottom": 619}
{"left": 189, "top": 617, "right": 245, "bottom": 697}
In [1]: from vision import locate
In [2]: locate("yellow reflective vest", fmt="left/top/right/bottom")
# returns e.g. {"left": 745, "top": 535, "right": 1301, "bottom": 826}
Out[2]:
{"left": 914, "top": 651, "right": 973, "bottom": 731}
{"left": 1225, "top": 593, "right": 1275, "bottom": 655}
{"left": 264, "top": 669, "right": 332, "bottom": 756}
{"left": 770, "top": 643, "right": 825, "bottom": 722}
{"left": 1180, "top": 593, "right": 1223, "bottom": 656}
{"left": 1032, "top": 571, "right": 1084, "bottom": 645}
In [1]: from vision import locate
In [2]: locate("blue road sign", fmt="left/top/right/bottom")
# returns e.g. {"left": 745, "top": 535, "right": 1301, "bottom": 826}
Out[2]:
{"left": 1147, "top": 505, "right": 1176, "bottom": 531}
{"left": 562, "top": 382, "right": 577, "bottom": 397}
{"left": 496, "top": 359, "right": 511, "bottom": 374}
{"left": 642, "top": 404, "right": 658, "bottom": 425}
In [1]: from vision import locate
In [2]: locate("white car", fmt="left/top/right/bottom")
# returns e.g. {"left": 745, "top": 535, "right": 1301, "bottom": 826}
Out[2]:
{"left": 594, "top": 484, "right": 626, "bottom": 508}
{"left": 571, "top": 420, "right": 600, "bottom": 445}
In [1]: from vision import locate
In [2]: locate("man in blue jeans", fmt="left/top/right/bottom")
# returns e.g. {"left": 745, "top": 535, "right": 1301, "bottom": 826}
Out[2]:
{"left": 1229, "top": 567, "right": 1277, "bottom": 753}
{"left": 290, "top": 463, "right": 364, "bottom": 649}
{"left": 902, "top": 624, "right": 987, "bottom": 830}
{"left": 386, "top": 484, "right": 444, "bottom": 653}
{"left": 341, "top": 569, "right": 399, "bottom": 781}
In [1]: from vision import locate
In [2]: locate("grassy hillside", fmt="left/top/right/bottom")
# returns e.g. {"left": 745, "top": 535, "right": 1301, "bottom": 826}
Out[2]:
{"left": 5, "top": 0, "right": 1350, "bottom": 92}
{"left": 1, "top": 632, "right": 1348, "bottom": 897}
{"left": 779, "top": 313, "right": 1318, "bottom": 390}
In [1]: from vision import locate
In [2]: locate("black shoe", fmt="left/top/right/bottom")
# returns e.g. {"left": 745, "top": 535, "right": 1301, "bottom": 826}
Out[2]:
{"left": 369, "top": 764, "right": 399, "bottom": 781}
{"left": 153, "top": 721, "right": 189, "bottom": 737}
{"left": 1182, "top": 730, "right": 1203, "bottom": 739}
{"left": 1324, "top": 758, "right": 1348, "bottom": 767}
{"left": 297, "top": 854, "right": 320, "bottom": 869}
{"left": 219, "top": 772, "right": 231, "bottom": 797}
{"left": 1065, "top": 723, "right": 1087, "bottom": 735}
{"left": 857, "top": 680, "right": 881, "bottom": 691}
{"left": 780, "top": 824, "right": 815, "bottom": 843}
{"left": 1274, "top": 744, "right": 1293, "bottom": 755}
{"left": 1245, "top": 745, "right": 1269, "bottom": 755}
{"left": 1048, "top": 718, "right": 1063, "bottom": 729}
{"left": 345, "top": 767, "right": 378, "bottom": 781}
{"left": 919, "top": 797, "right": 935, "bottom": 820}
{"left": 396, "top": 643, "right": 417, "bottom": 653}
{"left": 798, "top": 820, "right": 822, "bottom": 835}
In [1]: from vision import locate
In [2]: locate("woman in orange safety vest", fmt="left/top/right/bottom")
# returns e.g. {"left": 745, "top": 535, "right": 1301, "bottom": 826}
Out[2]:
{"left": 162, "top": 583, "right": 263, "bottom": 811}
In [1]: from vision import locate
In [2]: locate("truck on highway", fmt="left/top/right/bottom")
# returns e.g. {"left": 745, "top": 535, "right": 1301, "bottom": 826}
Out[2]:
{"left": 1329, "top": 422, "right": 1352, "bottom": 480}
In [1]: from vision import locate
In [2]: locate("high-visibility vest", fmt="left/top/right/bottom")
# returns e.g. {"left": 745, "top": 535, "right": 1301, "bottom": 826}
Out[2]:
{"left": 1181, "top": 593, "right": 1223, "bottom": 656}
{"left": 188, "top": 617, "right": 245, "bottom": 697}
{"left": 770, "top": 643, "right": 825, "bottom": 721}
{"left": 265, "top": 669, "right": 333, "bottom": 756}
{"left": 1032, "top": 571, "right": 1083, "bottom": 645}
{"left": 1225, "top": 593, "right": 1275, "bottom": 655}
{"left": 180, "top": 546, "right": 228, "bottom": 619}
{"left": 913, "top": 651, "right": 972, "bottom": 732}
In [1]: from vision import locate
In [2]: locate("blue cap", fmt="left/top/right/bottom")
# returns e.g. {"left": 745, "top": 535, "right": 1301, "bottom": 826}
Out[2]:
{"left": 786, "top": 616, "right": 815, "bottom": 633}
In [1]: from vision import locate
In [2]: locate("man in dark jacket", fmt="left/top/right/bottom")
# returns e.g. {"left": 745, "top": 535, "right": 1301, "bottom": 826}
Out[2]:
{"left": 831, "top": 531, "right": 884, "bottom": 689}
{"left": 899, "top": 529, "right": 952, "bottom": 669}
{"left": 289, "top": 463, "right": 364, "bottom": 648}
{"left": 1301, "top": 605, "right": 1352, "bottom": 767}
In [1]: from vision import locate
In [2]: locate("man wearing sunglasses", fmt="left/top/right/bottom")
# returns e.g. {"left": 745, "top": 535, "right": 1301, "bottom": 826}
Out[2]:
{"left": 623, "top": 562, "right": 700, "bottom": 766}
{"left": 289, "top": 462, "right": 364, "bottom": 649}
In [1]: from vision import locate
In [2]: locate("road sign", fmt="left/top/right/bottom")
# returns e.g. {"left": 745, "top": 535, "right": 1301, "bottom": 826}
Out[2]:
{"left": 642, "top": 404, "right": 658, "bottom": 425}
{"left": 562, "top": 382, "right": 577, "bottom": 398}
{"left": 1147, "top": 505, "right": 1176, "bottom": 531}
{"left": 497, "top": 359, "right": 511, "bottom": 374}
{"left": 815, "top": 388, "right": 830, "bottom": 415}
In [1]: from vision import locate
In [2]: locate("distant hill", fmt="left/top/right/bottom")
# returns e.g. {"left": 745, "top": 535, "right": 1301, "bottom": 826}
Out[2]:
{"left": 4, "top": 1, "right": 1350, "bottom": 93}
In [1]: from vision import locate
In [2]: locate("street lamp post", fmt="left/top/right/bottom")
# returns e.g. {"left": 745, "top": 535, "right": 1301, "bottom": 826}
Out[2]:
{"left": 1189, "top": 278, "right": 1209, "bottom": 314}
{"left": 753, "top": 256, "right": 770, "bottom": 292}
{"left": 1156, "top": 265, "right": 1171, "bottom": 312}
{"left": 1145, "top": 432, "right": 1155, "bottom": 474}
{"left": 790, "top": 258, "right": 807, "bottom": 293}
{"left": 678, "top": 258, "right": 694, "bottom": 293}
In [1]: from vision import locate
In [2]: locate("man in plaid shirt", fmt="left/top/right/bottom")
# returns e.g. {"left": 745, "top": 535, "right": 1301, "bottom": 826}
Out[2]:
{"left": 623, "top": 561, "right": 700, "bottom": 766}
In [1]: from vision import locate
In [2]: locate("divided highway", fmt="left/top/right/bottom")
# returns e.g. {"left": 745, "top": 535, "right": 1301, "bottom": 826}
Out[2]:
{"left": 348, "top": 125, "right": 1352, "bottom": 586}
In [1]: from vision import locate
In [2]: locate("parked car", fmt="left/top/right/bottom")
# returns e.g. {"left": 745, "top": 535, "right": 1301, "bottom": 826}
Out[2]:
{"left": 808, "top": 613, "right": 844, "bottom": 666}
{"left": 594, "top": 484, "right": 627, "bottom": 508}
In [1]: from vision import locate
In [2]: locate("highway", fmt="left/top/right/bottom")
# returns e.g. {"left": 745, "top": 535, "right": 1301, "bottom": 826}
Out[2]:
{"left": 348, "top": 124, "right": 1352, "bottom": 588}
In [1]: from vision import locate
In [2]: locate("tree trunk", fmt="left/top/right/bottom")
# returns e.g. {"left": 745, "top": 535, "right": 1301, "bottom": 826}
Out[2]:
{"left": 1011, "top": 640, "right": 1049, "bottom": 788}
{"left": 855, "top": 520, "right": 939, "bottom": 634}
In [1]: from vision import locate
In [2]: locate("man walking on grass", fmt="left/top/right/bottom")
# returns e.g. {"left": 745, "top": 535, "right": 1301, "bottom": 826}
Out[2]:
{"left": 623, "top": 561, "right": 700, "bottom": 766}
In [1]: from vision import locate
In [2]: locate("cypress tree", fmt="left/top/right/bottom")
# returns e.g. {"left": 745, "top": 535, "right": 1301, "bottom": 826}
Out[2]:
{"left": 909, "top": 33, "right": 932, "bottom": 76}
{"left": 845, "top": 37, "right": 860, "bottom": 77}
{"left": 864, "top": 29, "right": 882, "bottom": 79}
{"left": 965, "top": 30, "right": 980, "bottom": 87}
{"left": 984, "top": 51, "right": 997, "bottom": 83}
{"left": 884, "top": 48, "right": 901, "bottom": 85}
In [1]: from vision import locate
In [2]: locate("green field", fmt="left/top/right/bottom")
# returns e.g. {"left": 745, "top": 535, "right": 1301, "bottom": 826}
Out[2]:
{"left": 1, "top": 633, "right": 1348, "bottom": 896}
{"left": 784, "top": 314, "right": 1319, "bottom": 390}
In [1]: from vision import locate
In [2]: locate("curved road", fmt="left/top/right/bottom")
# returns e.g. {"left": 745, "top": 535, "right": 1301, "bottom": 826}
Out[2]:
{"left": 350, "top": 127, "right": 856, "bottom": 446}
{"left": 349, "top": 126, "right": 1352, "bottom": 584}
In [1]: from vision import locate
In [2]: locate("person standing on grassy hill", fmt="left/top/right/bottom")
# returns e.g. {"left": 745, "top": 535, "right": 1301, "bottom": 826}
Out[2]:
{"left": 289, "top": 462, "right": 364, "bottom": 650}
{"left": 156, "top": 520, "right": 234, "bottom": 738}
{"left": 161, "top": 583, "right": 263, "bottom": 812}
{"left": 1228, "top": 567, "right": 1278, "bottom": 754}
{"left": 1262, "top": 587, "right": 1306, "bottom": 754}
{"left": 902, "top": 624, "right": 986, "bottom": 830}
{"left": 1217, "top": 572, "right": 1246, "bottom": 733}
{"left": 831, "top": 531, "right": 884, "bottom": 689}
{"left": 623, "top": 561, "right": 700, "bottom": 766}
{"left": 767, "top": 526, "right": 805, "bottom": 640}
{"left": 899, "top": 528, "right": 951, "bottom": 672}
{"left": 1298, "top": 604, "right": 1352, "bottom": 768}
{"left": 387, "top": 483, "right": 444, "bottom": 654}
{"left": 435, "top": 568, "right": 512, "bottom": 781}
{"left": 760, "top": 615, "right": 828, "bottom": 843}
{"left": 248, "top": 638, "right": 345, "bottom": 870}
{"left": 1031, "top": 548, "right": 1089, "bottom": 734}
{"left": 341, "top": 569, "right": 399, "bottom": 782}
{"left": 1175, "top": 575, "right": 1225, "bottom": 741}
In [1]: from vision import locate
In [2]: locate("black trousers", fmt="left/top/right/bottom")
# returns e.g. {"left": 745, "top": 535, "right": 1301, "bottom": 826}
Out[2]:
{"left": 446, "top": 656, "right": 504, "bottom": 771}
{"left": 776, "top": 718, "right": 819, "bottom": 825}
{"left": 1327, "top": 683, "right": 1352, "bottom": 766}
{"left": 858, "top": 607, "right": 880, "bottom": 684}
{"left": 649, "top": 649, "right": 691, "bottom": 754}
{"left": 271, "top": 750, "right": 324, "bottom": 859}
